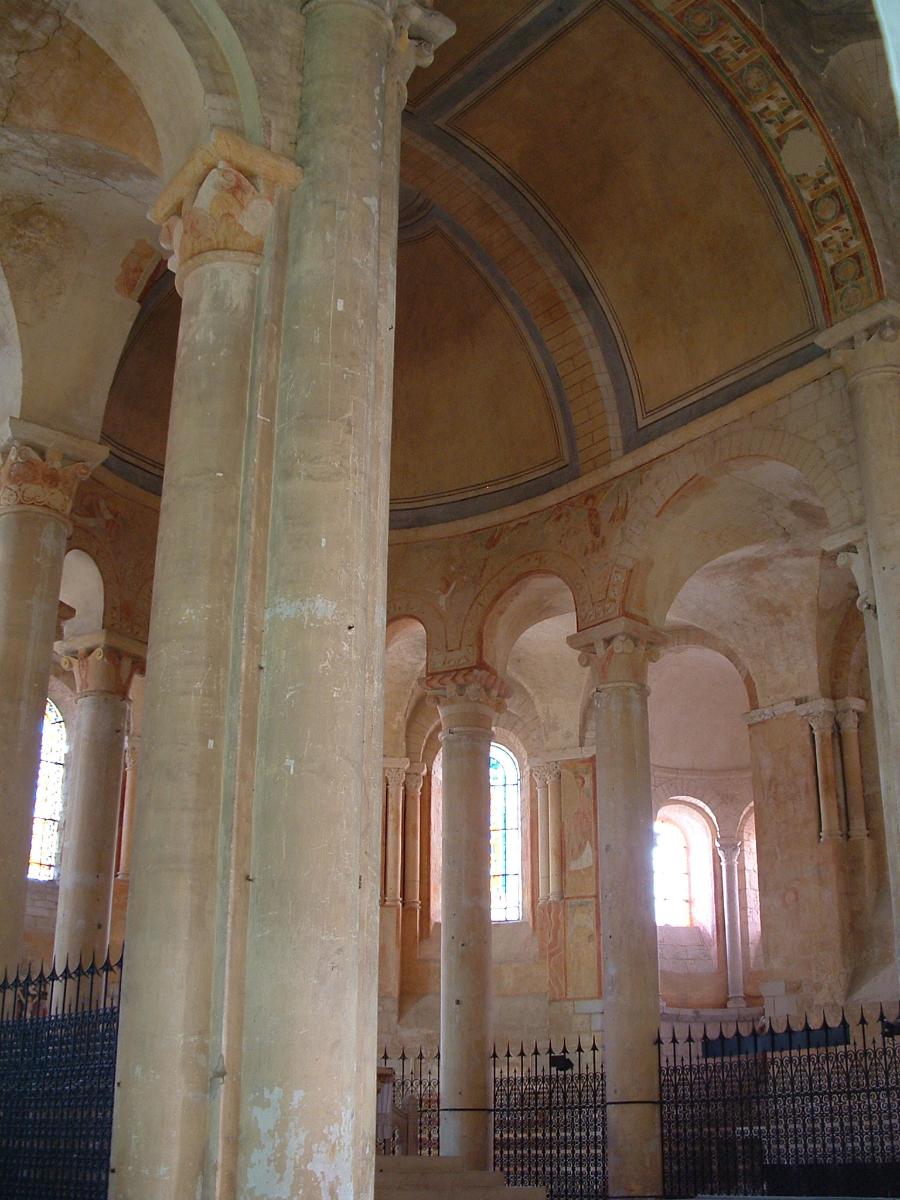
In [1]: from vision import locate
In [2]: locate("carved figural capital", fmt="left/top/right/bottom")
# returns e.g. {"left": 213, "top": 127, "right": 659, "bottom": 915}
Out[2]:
{"left": 567, "top": 617, "right": 666, "bottom": 686}
{"left": 0, "top": 445, "right": 90, "bottom": 522}
{"left": 394, "top": 2, "right": 456, "bottom": 88}
{"left": 423, "top": 665, "right": 510, "bottom": 713}
{"left": 160, "top": 164, "right": 275, "bottom": 278}
{"left": 151, "top": 128, "right": 302, "bottom": 286}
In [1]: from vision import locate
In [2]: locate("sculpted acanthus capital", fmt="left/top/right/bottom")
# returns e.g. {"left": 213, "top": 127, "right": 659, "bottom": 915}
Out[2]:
{"left": 797, "top": 699, "right": 836, "bottom": 737}
{"left": 531, "top": 762, "right": 561, "bottom": 788}
{"left": 0, "top": 444, "right": 91, "bottom": 522}
{"left": 568, "top": 617, "right": 666, "bottom": 686}
{"left": 384, "top": 766, "right": 408, "bottom": 792}
{"left": 716, "top": 838, "right": 742, "bottom": 869}
{"left": 423, "top": 665, "right": 510, "bottom": 714}
{"left": 405, "top": 762, "right": 427, "bottom": 795}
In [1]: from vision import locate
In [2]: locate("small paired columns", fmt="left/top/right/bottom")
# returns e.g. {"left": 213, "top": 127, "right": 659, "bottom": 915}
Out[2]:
{"left": 426, "top": 666, "right": 509, "bottom": 1169}
{"left": 798, "top": 700, "right": 843, "bottom": 840}
{"left": 52, "top": 632, "right": 144, "bottom": 967}
{"left": 0, "top": 421, "right": 105, "bottom": 972}
{"left": 836, "top": 699, "right": 869, "bottom": 840}
{"left": 797, "top": 697, "right": 870, "bottom": 841}
{"left": 568, "top": 617, "right": 665, "bottom": 1200}
{"left": 532, "top": 761, "right": 563, "bottom": 902}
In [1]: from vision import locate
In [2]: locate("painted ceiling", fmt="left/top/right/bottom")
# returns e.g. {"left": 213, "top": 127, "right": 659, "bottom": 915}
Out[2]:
{"left": 98, "top": 0, "right": 884, "bottom": 526}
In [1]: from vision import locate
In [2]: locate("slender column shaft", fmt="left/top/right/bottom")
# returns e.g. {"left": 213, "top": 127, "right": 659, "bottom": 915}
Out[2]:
{"left": 569, "top": 620, "right": 663, "bottom": 1199}
{"left": 236, "top": 5, "right": 398, "bottom": 1196}
{"left": 807, "top": 707, "right": 844, "bottom": 839}
{"left": 53, "top": 641, "right": 134, "bottom": 967}
{"left": 110, "top": 134, "right": 292, "bottom": 1197}
{"left": 0, "top": 438, "right": 95, "bottom": 972}
{"left": 837, "top": 703, "right": 868, "bottom": 839}
{"left": 429, "top": 674, "right": 504, "bottom": 1169}
{"left": 384, "top": 765, "right": 406, "bottom": 905}
{"left": 117, "top": 738, "right": 139, "bottom": 881}
{"left": 547, "top": 763, "right": 564, "bottom": 902}
{"left": 117, "top": 671, "right": 144, "bottom": 881}
{"left": 533, "top": 768, "right": 551, "bottom": 903}
{"left": 404, "top": 765, "right": 425, "bottom": 910}
{"left": 717, "top": 838, "right": 746, "bottom": 1008}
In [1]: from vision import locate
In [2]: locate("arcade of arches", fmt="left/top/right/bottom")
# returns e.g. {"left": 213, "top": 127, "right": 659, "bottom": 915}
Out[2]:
{"left": 1, "top": 1, "right": 899, "bottom": 1197}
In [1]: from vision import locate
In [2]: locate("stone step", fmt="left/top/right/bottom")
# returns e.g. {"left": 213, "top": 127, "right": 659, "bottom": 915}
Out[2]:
{"left": 375, "top": 1156, "right": 545, "bottom": 1198}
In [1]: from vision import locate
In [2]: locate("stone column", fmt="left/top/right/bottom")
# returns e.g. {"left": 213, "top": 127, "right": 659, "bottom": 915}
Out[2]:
{"left": 837, "top": 700, "right": 869, "bottom": 839}
{"left": 426, "top": 667, "right": 508, "bottom": 1168}
{"left": 116, "top": 670, "right": 145, "bottom": 881}
{"left": 716, "top": 837, "right": 746, "bottom": 1008}
{"left": 568, "top": 618, "right": 665, "bottom": 1200}
{"left": 109, "top": 132, "right": 300, "bottom": 1200}
{"left": 0, "top": 422, "right": 104, "bottom": 972}
{"left": 52, "top": 633, "right": 140, "bottom": 967}
{"left": 380, "top": 759, "right": 408, "bottom": 1004}
{"left": 403, "top": 763, "right": 426, "bottom": 939}
{"left": 800, "top": 700, "right": 844, "bottom": 840}
{"left": 532, "top": 765, "right": 552, "bottom": 903}
{"left": 235, "top": 6, "right": 454, "bottom": 1199}
{"left": 547, "top": 761, "right": 564, "bottom": 902}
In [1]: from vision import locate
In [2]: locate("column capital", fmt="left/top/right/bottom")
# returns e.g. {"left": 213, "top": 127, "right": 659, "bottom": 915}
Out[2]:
{"left": 796, "top": 698, "right": 836, "bottom": 736}
{"left": 56, "top": 631, "right": 146, "bottom": 699}
{"left": 568, "top": 617, "right": 667, "bottom": 686}
{"left": 828, "top": 529, "right": 878, "bottom": 616}
{"left": 394, "top": 2, "right": 456, "bottom": 90}
{"left": 150, "top": 128, "right": 302, "bottom": 290}
{"left": 0, "top": 419, "right": 107, "bottom": 526}
{"left": 531, "top": 761, "right": 561, "bottom": 787}
{"left": 423, "top": 666, "right": 510, "bottom": 716}
{"left": 383, "top": 762, "right": 409, "bottom": 790}
{"left": 836, "top": 697, "right": 866, "bottom": 731}
{"left": 716, "top": 837, "right": 742, "bottom": 868}
{"left": 816, "top": 298, "right": 900, "bottom": 380}
{"left": 405, "top": 762, "right": 426, "bottom": 791}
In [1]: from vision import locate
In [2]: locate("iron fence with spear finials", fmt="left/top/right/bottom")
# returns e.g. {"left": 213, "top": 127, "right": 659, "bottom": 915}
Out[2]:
{"left": 0, "top": 953, "right": 122, "bottom": 1200}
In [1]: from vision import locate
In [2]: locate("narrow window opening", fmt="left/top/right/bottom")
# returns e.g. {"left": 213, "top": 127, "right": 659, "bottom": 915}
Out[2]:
{"left": 490, "top": 743, "right": 522, "bottom": 922}
{"left": 653, "top": 817, "right": 691, "bottom": 927}
{"left": 28, "top": 699, "right": 67, "bottom": 881}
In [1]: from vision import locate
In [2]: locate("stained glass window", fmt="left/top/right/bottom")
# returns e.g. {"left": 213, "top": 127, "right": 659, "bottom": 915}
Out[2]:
{"left": 28, "top": 700, "right": 67, "bottom": 881}
{"left": 653, "top": 818, "right": 691, "bottom": 927}
{"left": 490, "top": 743, "right": 522, "bottom": 922}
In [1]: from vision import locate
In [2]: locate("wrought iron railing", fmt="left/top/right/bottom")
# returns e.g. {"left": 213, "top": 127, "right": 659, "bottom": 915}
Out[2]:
{"left": 378, "top": 1040, "right": 606, "bottom": 1200}
{"left": 659, "top": 1006, "right": 900, "bottom": 1197}
{"left": 0, "top": 955, "right": 122, "bottom": 1200}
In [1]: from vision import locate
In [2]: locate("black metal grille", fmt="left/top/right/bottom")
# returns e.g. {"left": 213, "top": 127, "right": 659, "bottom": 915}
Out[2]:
{"left": 378, "top": 1041, "right": 606, "bottom": 1199}
{"left": 0, "top": 957, "right": 121, "bottom": 1200}
{"left": 660, "top": 1007, "right": 900, "bottom": 1197}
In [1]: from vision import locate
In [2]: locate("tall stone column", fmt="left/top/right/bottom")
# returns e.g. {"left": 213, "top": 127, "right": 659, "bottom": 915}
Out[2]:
{"left": 716, "top": 837, "right": 746, "bottom": 1008}
{"left": 825, "top": 306, "right": 900, "bottom": 982}
{"left": 427, "top": 667, "right": 508, "bottom": 1168}
{"left": 532, "top": 765, "right": 552, "bottom": 903}
{"left": 117, "top": 669, "right": 145, "bottom": 881}
{"left": 568, "top": 618, "right": 665, "bottom": 1200}
{"left": 109, "top": 131, "right": 300, "bottom": 1200}
{"left": 799, "top": 700, "right": 844, "bottom": 840}
{"left": 236, "top": 7, "right": 454, "bottom": 1200}
{"left": 52, "top": 633, "right": 140, "bottom": 967}
{"left": 402, "top": 763, "right": 426, "bottom": 953}
{"left": 0, "top": 423, "right": 104, "bottom": 972}
{"left": 837, "top": 700, "right": 869, "bottom": 839}
{"left": 380, "top": 760, "right": 408, "bottom": 1005}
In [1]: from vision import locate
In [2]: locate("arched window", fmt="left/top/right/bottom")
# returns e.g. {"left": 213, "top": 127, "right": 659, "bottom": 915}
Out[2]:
{"left": 28, "top": 700, "right": 67, "bottom": 881}
{"left": 489, "top": 743, "right": 522, "bottom": 922}
{"left": 653, "top": 818, "right": 691, "bottom": 927}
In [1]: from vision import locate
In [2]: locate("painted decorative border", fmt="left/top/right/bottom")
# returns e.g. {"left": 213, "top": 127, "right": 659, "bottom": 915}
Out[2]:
{"left": 635, "top": 0, "right": 883, "bottom": 322}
